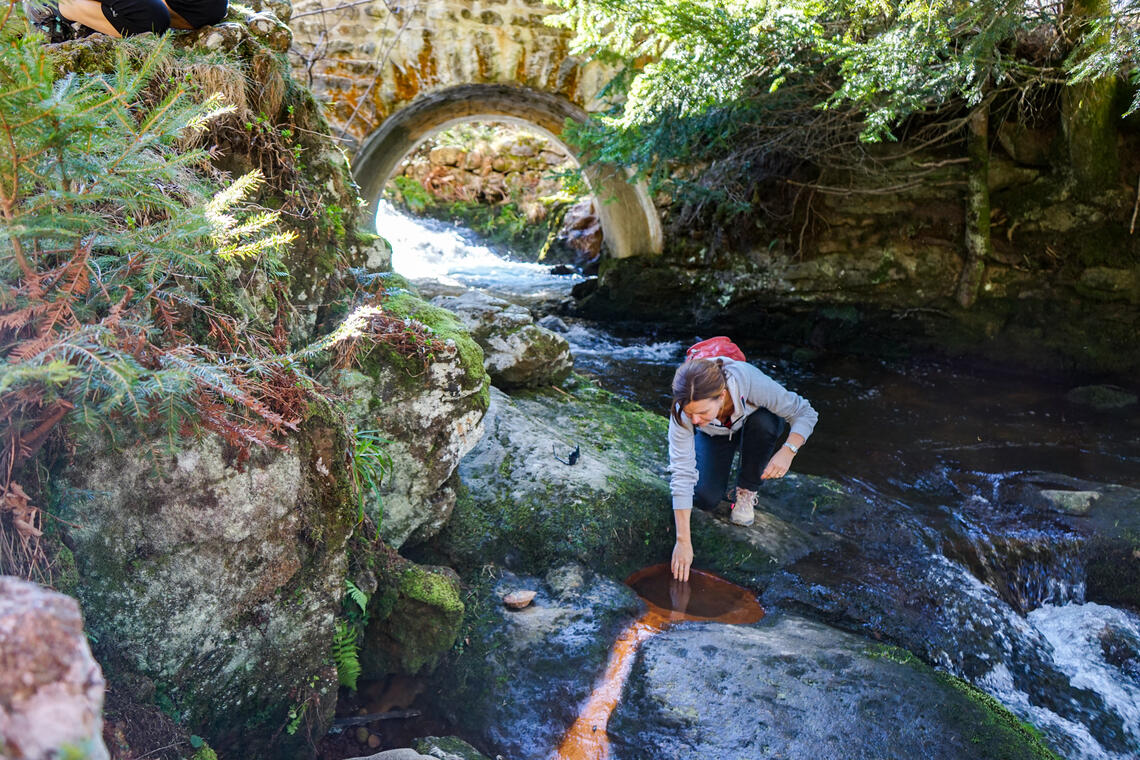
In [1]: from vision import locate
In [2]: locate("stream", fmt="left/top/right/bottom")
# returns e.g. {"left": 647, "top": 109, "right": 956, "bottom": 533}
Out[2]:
{"left": 378, "top": 201, "right": 1140, "bottom": 759}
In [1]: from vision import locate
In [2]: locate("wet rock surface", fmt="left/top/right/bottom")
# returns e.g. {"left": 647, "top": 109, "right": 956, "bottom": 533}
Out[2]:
{"left": 996, "top": 471, "right": 1140, "bottom": 610}
{"left": 0, "top": 578, "right": 109, "bottom": 760}
{"left": 433, "top": 564, "right": 642, "bottom": 759}
{"left": 1065, "top": 385, "right": 1138, "bottom": 410}
{"left": 609, "top": 613, "right": 1059, "bottom": 760}
{"left": 756, "top": 468, "right": 1140, "bottom": 757}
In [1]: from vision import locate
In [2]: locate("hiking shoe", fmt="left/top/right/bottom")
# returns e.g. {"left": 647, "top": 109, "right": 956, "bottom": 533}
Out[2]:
{"left": 23, "top": 0, "right": 79, "bottom": 42}
{"left": 730, "top": 486, "right": 757, "bottom": 526}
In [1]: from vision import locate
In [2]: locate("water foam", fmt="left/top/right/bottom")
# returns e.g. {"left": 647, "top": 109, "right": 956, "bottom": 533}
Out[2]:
{"left": 1030, "top": 603, "right": 1140, "bottom": 749}
{"left": 378, "top": 201, "right": 583, "bottom": 297}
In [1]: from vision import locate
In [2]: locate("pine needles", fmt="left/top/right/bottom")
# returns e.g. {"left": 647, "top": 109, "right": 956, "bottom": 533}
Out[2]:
{"left": 0, "top": 17, "right": 309, "bottom": 579}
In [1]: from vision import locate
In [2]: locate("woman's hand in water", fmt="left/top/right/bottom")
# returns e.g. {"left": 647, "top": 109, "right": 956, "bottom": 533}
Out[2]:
{"left": 669, "top": 577, "right": 692, "bottom": 620}
{"left": 671, "top": 539, "right": 693, "bottom": 581}
{"left": 762, "top": 446, "right": 795, "bottom": 479}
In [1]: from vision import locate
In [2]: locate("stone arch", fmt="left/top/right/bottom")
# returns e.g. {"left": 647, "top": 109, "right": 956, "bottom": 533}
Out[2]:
{"left": 352, "top": 84, "right": 663, "bottom": 259}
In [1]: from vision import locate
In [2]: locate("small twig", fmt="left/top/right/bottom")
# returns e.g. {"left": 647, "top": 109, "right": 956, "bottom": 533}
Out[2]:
{"left": 796, "top": 188, "right": 816, "bottom": 260}
{"left": 135, "top": 742, "right": 185, "bottom": 760}
{"left": 291, "top": 0, "right": 374, "bottom": 19}
{"left": 1130, "top": 174, "right": 1139, "bottom": 235}
{"left": 913, "top": 157, "right": 972, "bottom": 168}
{"left": 549, "top": 384, "right": 572, "bottom": 398}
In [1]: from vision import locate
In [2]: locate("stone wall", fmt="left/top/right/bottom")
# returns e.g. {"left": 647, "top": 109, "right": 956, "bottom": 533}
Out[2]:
{"left": 290, "top": 0, "right": 613, "bottom": 146}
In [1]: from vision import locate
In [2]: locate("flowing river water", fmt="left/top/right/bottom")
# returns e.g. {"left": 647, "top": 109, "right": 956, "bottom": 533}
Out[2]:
{"left": 378, "top": 201, "right": 1140, "bottom": 759}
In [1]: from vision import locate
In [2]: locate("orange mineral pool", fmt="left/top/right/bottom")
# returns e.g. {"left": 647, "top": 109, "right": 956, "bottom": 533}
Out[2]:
{"left": 553, "top": 564, "right": 764, "bottom": 760}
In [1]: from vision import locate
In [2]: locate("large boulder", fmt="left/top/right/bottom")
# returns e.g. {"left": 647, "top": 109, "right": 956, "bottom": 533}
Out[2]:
{"left": 430, "top": 379, "right": 674, "bottom": 577}
{"left": 431, "top": 291, "right": 573, "bottom": 389}
{"left": 326, "top": 291, "right": 490, "bottom": 548}
{"left": 55, "top": 408, "right": 357, "bottom": 758}
{"left": 432, "top": 564, "right": 642, "bottom": 759}
{"left": 0, "top": 578, "right": 109, "bottom": 760}
{"left": 609, "top": 614, "right": 1060, "bottom": 760}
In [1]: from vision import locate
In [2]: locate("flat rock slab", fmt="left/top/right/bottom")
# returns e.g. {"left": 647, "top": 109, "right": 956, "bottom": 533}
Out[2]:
{"left": 343, "top": 750, "right": 433, "bottom": 760}
{"left": 609, "top": 613, "right": 1056, "bottom": 760}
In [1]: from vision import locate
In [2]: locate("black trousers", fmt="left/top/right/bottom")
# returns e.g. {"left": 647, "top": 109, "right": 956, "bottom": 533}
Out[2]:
{"left": 693, "top": 408, "right": 788, "bottom": 511}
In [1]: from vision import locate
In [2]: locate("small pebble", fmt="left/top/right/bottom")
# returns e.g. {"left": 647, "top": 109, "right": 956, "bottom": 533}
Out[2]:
{"left": 367, "top": 734, "right": 381, "bottom": 749}
{"left": 503, "top": 589, "right": 536, "bottom": 609}
{"left": 355, "top": 726, "right": 370, "bottom": 744}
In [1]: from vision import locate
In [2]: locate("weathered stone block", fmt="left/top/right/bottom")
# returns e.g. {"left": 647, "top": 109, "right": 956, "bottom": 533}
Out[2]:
{"left": 0, "top": 579, "right": 109, "bottom": 760}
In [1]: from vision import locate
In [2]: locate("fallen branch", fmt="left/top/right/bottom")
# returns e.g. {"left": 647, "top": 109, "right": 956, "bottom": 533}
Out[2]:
{"left": 332, "top": 709, "right": 421, "bottom": 727}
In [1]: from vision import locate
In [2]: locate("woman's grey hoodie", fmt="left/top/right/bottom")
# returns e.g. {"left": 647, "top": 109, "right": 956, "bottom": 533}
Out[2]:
{"left": 668, "top": 359, "right": 818, "bottom": 511}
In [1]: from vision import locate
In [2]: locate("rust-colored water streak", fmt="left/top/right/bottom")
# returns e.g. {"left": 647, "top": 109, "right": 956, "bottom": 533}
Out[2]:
{"left": 554, "top": 564, "right": 764, "bottom": 760}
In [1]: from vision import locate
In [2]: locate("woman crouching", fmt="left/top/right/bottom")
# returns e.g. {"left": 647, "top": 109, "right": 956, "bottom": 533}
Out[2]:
{"left": 669, "top": 356, "right": 818, "bottom": 581}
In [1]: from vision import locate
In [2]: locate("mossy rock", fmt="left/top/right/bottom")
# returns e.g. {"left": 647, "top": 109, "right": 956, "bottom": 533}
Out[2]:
{"left": 413, "top": 735, "right": 493, "bottom": 760}
{"left": 360, "top": 557, "right": 465, "bottom": 678}
{"left": 431, "top": 290, "right": 573, "bottom": 389}
{"left": 323, "top": 289, "right": 490, "bottom": 548}
{"left": 55, "top": 407, "right": 356, "bottom": 759}
{"left": 429, "top": 380, "right": 674, "bottom": 579}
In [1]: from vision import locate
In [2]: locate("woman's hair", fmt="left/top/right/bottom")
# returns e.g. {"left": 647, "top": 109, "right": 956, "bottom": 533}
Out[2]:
{"left": 670, "top": 358, "right": 727, "bottom": 423}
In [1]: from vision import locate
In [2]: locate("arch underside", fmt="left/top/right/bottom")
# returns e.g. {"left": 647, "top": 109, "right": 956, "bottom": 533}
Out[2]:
{"left": 353, "top": 84, "right": 663, "bottom": 259}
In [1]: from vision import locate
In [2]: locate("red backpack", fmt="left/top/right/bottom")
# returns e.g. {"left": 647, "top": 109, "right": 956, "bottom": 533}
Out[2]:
{"left": 685, "top": 336, "right": 746, "bottom": 363}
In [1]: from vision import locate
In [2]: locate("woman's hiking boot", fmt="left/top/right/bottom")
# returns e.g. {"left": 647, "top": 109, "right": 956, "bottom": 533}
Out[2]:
{"left": 730, "top": 486, "right": 757, "bottom": 526}
{"left": 23, "top": 0, "right": 81, "bottom": 42}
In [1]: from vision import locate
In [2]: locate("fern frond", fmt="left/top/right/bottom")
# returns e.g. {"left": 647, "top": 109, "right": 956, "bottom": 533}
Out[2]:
{"left": 345, "top": 580, "right": 369, "bottom": 615}
{"left": 332, "top": 619, "right": 361, "bottom": 690}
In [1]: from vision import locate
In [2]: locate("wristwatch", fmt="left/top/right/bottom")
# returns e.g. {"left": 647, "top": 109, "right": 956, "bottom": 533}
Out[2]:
{"left": 782, "top": 442, "right": 800, "bottom": 454}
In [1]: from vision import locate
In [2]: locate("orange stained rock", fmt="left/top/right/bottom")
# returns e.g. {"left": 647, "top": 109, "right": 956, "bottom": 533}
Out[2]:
{"left": 554, "top": 565, "right": 764, "bottom": 760}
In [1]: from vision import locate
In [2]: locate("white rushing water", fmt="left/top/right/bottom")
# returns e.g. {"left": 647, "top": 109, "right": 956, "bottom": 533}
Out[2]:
{"left": 559, "top": 323, "right": 683, "bottom": 365}
{"left": 379, "top": 199, "right": 682, "bottom": 372}
{"left": 378, "top": 200, "right": 583, "bottom": 300}
{"left": 1030, "top": 604, "right": 1140, "bottom": 748}
{"left": 972, "top": 601, "right": 1140, "bottom": 760}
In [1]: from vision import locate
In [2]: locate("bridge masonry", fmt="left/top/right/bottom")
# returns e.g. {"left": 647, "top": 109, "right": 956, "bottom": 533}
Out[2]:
{"left": 290, "top": 0, "right": 614, "bottom": 146}
{"left": 289, "top": 0, "right": 663, "bottom": 257}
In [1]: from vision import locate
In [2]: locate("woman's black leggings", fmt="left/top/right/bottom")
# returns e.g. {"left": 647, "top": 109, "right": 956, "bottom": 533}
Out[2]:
{"left": 692, "top": 409, "right": 788, "bottom": 511}
{"left": 98, "top": 0, "right": 227, "bottom": 35}
{"left": 99, "top": 0, "right": 171, "bottom": 35}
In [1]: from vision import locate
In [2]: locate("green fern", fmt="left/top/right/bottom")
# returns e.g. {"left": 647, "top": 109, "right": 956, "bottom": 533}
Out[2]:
{"left": 352, "top": 429, "right": 393, "bottom": 527}
{"left": 345, "top": 579, "right": 369, "bottom": 615}
{"left": 332, "top": 619, "right": 361, "bottom": 690}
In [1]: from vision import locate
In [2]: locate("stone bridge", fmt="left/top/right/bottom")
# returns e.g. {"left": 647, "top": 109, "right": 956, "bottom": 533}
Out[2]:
{"left": 290, "top": 0, "right": 662, "bottom": 257}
